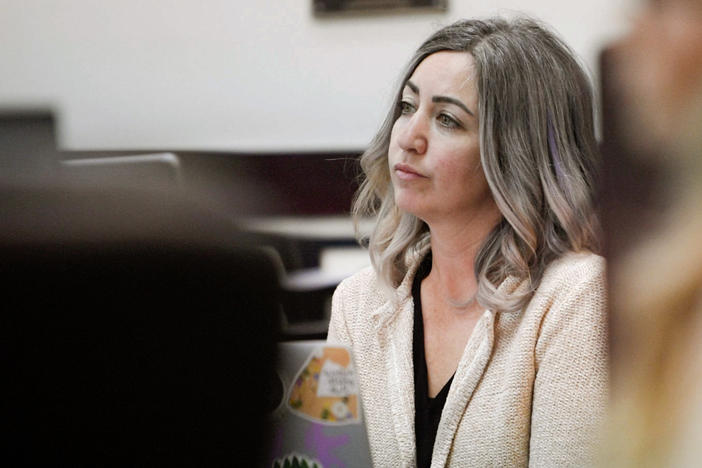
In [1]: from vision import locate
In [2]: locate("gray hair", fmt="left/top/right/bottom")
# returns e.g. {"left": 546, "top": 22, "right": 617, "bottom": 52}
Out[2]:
{"left": 353, "top": 17, "right": 601, "bottom": 313}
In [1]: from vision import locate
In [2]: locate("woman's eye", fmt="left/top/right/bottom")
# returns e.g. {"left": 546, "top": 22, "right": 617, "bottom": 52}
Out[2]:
{"left": 399, "top": 101, "right": 415, "bottom": 115}
{"left": 437, "top": 113, "right": 461, "bottom": 129}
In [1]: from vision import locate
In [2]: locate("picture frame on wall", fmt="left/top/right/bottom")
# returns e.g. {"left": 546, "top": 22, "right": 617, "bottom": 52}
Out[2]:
{"left": 313, "top": 0, "right": 448, "bottom": 15}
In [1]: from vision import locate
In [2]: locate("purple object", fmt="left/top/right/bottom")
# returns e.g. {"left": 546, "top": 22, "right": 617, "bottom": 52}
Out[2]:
{"left": 305, "top": 424, "right": 350, "bottom": 468}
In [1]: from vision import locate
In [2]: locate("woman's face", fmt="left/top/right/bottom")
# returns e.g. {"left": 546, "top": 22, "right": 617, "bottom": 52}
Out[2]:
{"left": 388, "top": 51, "right": 498, "bottom": 226}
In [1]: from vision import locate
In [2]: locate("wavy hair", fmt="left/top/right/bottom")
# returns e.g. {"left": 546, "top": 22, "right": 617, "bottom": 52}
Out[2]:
{"left": 353, "top": 17, "right": 601, "bottom": 313}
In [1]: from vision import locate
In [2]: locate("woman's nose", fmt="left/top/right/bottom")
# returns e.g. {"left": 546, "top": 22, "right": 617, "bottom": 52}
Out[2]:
{"left": 397, "top": 114, "right": 428, "bottom": 155}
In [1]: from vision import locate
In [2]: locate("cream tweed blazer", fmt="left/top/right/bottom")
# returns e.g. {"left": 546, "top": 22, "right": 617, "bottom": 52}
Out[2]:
{"left": 327, "top": 250, "right": 608, "bottom": 467}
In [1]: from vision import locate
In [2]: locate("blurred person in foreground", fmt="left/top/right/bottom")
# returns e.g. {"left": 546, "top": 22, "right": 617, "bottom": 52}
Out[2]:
{"left": 327, "top": 17, "right": 607, "bottom": 467}
{"left": 602, "top": 0, "right": 702, "bottom": 466}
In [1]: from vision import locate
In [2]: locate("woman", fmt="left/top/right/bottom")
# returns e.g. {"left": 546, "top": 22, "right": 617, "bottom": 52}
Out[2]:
{"left": 328, "top": 17, "right": 607, "bottom": 467}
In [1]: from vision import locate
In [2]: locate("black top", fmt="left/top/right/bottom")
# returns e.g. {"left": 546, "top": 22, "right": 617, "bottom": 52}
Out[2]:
{"left": 413, "top": 254, "right": 454, "bottom": 468}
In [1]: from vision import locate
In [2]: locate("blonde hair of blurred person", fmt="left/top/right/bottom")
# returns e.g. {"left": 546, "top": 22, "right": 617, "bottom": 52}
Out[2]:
{"left": 329, "top": 16, "right": 608, "bottom": 467}
{"left": 604, "top": 0, "right": 702, "bottom": 466}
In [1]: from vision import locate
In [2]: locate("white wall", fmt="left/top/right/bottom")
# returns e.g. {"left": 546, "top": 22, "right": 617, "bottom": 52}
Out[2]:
{"left": 0, "top": 0, "right": 636, "bottom": 151}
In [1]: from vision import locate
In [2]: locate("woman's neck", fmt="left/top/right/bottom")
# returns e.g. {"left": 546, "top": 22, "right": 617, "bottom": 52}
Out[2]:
{"left": 426, "top": 211, "right": 501, "bottom": 306}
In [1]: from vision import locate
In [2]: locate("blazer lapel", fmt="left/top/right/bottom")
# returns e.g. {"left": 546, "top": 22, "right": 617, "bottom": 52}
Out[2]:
{"left": 383, "top": 297, "right": 417, "bottom": 467}
{"left": 430, "top": 275, "right": 525, "bottom": 467}
{"left": 430, "top": 309, "right": 496, "bottom": 467}
{"left": 370, "top": 249, "right": 428, "bottom": 467}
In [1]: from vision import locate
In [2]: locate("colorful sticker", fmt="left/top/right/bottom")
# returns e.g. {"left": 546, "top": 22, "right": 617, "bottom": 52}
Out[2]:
{"left": 287, "top": 345, "right": 360, "bottom": 425}
{"left": 272, "top": 452, "right": 323, "bottom": 468}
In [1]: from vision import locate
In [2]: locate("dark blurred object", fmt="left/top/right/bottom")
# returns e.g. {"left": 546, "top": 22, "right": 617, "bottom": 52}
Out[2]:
{"left": 314, "top": 0, "right": 447, "bottom": 15}
{"left": 175, "top": 151, "right": 360, "bottom": 217}
{"left": 0, "top": 109, "right": 58, "bottom": 178}
{"left": 598, "top": 47, "right": 673, "bottom": 360}
{"left": 174, "top": 151, "right": 363, "bottom": 341}
{"left": 0, "top": 108, "right": 361, "bottom": 345}
{"left": 0, "top": 109, "right": 360, "bottom": 217}
{"left": 0, "top": 181, "right": 281, "bottom": 466}
{"left": 599, "top": 48, "right": 670, "bottom": 260}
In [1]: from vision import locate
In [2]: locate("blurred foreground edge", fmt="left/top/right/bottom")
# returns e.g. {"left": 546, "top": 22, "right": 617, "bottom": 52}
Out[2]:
{"left": 0, "top": 178, "right": 281, "bottom": 467}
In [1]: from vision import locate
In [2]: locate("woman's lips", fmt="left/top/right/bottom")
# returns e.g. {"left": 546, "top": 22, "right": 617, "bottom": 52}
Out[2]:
{"left": 394, "top": 163, "right": 427, "bottom": 181}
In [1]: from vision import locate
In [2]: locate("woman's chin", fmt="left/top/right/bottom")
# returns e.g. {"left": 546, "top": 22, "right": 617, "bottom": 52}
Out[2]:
{"left": 395, "top": 199, "right": 431, "bottom": 222}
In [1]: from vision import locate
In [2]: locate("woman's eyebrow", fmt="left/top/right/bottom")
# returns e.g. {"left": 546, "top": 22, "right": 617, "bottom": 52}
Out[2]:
{"left": 404, "top": 80, "right": 474, "bottom": 117}
{"left": 432, "top": 96, "right": 474, "bottom": 117}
